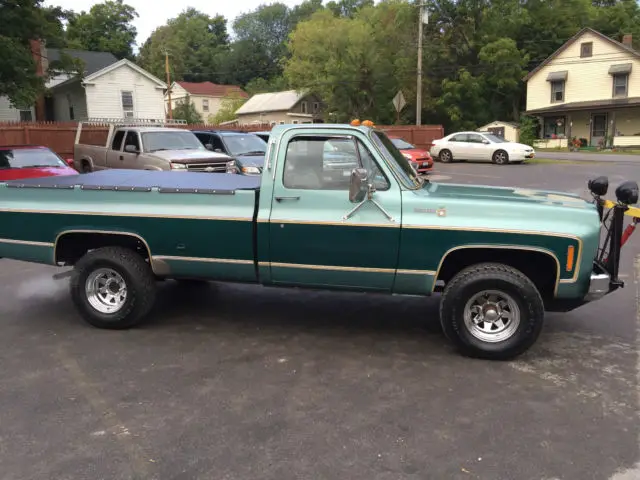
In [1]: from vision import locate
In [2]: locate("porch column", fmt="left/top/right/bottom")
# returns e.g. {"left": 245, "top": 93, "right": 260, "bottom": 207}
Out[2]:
{"left": 610, "top": 110, "right": 617, "bottom": 147}
{"left": 566, "top": 113, "right": 572, "bottom": 142}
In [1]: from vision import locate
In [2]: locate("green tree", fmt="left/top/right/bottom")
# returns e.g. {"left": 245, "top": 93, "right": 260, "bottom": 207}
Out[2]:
{"left": 137, "top": 8, "right": 228, "bottom": 82}
{"left": 285, "top": 2, "right": 417, "bottom": 123}
{"left": 66, "top": 0, "right": 138, "bottom": 59}
{"left": 244, "top": 76, "right": 289, "bottom": 95}
{"left": 0, "top": 0, "right": 73, "bottom": 109}
{"left": 518, "top": 115, "right": 539, "bottom": 147}
{"left": 172, "top": 95, "right": 203, "bottom": 124}
{"left": 209, "top": 93, "right": 247, "bottom": 124}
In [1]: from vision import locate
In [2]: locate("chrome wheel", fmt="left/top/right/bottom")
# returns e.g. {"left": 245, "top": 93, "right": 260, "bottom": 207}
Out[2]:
{"left": 463, "top": 290, "right": 520, "bottom": 343}
{"left": 440, "top": 150, "right": 452, "bottom": 163}
{"left": 493, "top": 151, "right": 508, "bottom": 164}
{"left": 85, "top": 268, "right": 128, "bottom": 314}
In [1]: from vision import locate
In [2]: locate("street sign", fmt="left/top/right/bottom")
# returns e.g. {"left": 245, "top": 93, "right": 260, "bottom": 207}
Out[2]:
{"left": 392, "top": 90, "right": 407, "bottom": 113}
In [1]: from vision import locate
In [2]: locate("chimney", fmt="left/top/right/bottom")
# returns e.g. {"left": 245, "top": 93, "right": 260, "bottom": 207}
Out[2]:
{"left": 622, "top": 34, "right": 633, "bottom": 48}
{"left": 29, "top": 39, "right": 46, "bottom": 121}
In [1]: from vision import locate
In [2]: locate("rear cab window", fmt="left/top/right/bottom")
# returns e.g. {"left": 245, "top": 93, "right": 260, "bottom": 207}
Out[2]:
{"left": 111, "top": 130, "right": 126, "bottom": 150}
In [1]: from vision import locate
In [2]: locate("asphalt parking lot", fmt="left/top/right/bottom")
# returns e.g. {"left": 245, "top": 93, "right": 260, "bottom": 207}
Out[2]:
{"left": 0, "top": 160, "right": 638, "bottom": 480}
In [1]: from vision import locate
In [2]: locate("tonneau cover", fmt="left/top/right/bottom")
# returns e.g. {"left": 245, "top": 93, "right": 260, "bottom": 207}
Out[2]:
{"left": 2, "top": 169, "right": 261, "bottom": 194}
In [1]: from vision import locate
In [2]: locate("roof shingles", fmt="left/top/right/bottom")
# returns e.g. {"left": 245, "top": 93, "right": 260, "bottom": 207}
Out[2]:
{"left": 176, "top": 81, "right": 248, "bottom": 98}
{"left": 46, "top": 48, "right": 118, "bottom": 75}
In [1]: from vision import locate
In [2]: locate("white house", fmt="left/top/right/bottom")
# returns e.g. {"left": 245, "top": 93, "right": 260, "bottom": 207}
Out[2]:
{"left": 0, "top": 46, "right": 167, "bottom": 122}
{"left": 46, "top": 57, "right": 167, "bottom": 121}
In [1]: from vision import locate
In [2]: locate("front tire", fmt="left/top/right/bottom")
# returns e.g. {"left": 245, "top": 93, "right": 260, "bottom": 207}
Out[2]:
{"left": 439, "top": 263, "right": 544, "bottom": 360}
{"left": 70, "top": 247, "right": 157, "bottom": 329}
{"left": 492, "top": 150, "right": 509, "bottom": 165}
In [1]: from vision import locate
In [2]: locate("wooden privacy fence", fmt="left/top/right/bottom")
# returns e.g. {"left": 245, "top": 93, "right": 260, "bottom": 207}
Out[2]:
{"left": 0, "top": 121, "right": 445, "bottom": 159}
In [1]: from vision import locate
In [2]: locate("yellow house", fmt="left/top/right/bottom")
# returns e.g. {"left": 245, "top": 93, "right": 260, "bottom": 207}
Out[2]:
{"left": 524, "top": 27, "right": 640, "bottom": 148}
{"left": 165, "top": 81, "right": 247, "bottom": 123}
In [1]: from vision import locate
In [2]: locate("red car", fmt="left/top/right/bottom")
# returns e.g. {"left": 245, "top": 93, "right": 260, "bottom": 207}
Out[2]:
{"left": 0, "top": 146, "right": 78, "bottom": 181}
{"left": 390, "top": 137, "right": 434, "bottom": 174}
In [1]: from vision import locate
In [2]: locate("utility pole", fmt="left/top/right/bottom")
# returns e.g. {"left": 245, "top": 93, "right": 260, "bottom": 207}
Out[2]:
{"left": 416, "top": 2, "right": 426, "bottom": 126}
{"left": 165, "top": 51, "right": 173, "bottom": 120}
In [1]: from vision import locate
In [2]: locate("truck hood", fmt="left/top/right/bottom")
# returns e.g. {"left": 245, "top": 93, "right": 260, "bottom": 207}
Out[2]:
{"left": 150, "top": 149, "right": 232, "bottom": 164}
{"left": 423, "top": 182, "right": 588, "bottom": 208}
{"left": 402, "top": 181, "right": 600, "bottom": 243}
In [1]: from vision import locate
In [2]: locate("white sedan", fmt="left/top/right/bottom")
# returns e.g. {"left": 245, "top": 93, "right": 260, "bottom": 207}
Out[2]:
{"left": 430, "top": 131, "right": 535, "bottom": 165}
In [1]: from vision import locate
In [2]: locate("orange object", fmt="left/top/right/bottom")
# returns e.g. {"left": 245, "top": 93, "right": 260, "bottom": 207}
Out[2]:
{"left": 350, "top": 119, "right": 361, "bottom": 126}
{"left": 362, "top": 120, "right": 375, "bottom": 127}
{"left": 566, "top": 245, "right": 575, "bottom": 272}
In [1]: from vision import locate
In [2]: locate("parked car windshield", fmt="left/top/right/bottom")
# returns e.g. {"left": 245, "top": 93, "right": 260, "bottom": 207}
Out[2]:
{"left": 0, "top": 148, "right": 66, "bottom": 169}
{"left": 390, "top": 138, "right": 415, "bottom": 150}
{"left": 142, "top": 131, "right": 204, "bottom": 152}
{"left": 371, "top": 131, "right": 423, "bottom": 189}
{"left": 483, "top": 134, "right": 508, "bottom": 143}
{"left": 222, "top": 134, "right": 267, "bottom": 156}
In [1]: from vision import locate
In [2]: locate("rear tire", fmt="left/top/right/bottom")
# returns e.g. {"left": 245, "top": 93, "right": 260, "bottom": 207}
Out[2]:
{"left": 70, "top": 247, "right": 156, "bottom": 329}
{"left": 439, "top": 262, "right": 544, "bottom": 360}
{"left": 439, "top": 149, "right": 453, "bottom": 163}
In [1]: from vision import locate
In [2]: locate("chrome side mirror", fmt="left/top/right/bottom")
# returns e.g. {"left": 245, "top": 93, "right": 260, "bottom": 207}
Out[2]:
{"left": 349, "top": 168, "right": 369, "bottom": 203}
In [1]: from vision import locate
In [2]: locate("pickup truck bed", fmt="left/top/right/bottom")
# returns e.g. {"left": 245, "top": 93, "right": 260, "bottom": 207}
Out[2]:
{"left": 1, "top": 171, "right": 261, "bottom": 283}
{"left": 5, "top": 169, "right": 261, "bottom": 191}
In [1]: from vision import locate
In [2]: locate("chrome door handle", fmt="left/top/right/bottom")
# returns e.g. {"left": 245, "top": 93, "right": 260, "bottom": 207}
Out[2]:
{"left": 275, "top": 196, "right": 300, "bottom": 202}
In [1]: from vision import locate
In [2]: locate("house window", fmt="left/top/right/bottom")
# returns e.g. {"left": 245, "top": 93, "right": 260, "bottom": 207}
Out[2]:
{"left": 66, "top": 93, "right": 75, "bottom": 120}
{"left": 313, "top": 102, "right": 319, "bottom": 113}
{"left": 19, "top": 110, "right": 32, "bottom": 122}
{"left": 202, "top": 99, "right": 209, "bottom": 112}
{"left": 543, "top": 116, "right": 566, "bottom": 138}
{"left": 613, "top": 74, "right": 628, "bottom": 98}
{"left": 279, "top": 121, "right": 285, "bottom": 125}
{"left": 301, "top": 101, "right": 308, "bottom": 114}
{"left": 551, "top": 81, "right": 564, "bottom": 103}
{"left": 292, "top": 120, "right": 299, "bottom": 124}
{"left": 121, "top": 91, "right": 134, "bottom": 118}
{"left": 580, "top": 42, "right": 593, "bottom": 58}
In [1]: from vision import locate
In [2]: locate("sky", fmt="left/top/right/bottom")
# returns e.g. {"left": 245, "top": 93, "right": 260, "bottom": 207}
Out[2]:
{"left": 44, "top": 0, "right": 304, "bottom": 48}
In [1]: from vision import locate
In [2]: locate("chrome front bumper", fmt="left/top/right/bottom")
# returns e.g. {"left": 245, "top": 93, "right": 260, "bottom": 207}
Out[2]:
{"left": 584, "top": 271, "right": 612, "bottom": 302}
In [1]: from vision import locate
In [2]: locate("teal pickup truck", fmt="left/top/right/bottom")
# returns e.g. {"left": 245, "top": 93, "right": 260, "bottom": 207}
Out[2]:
{"left": 0, "top": 123, "right": 636, "bottom": 360}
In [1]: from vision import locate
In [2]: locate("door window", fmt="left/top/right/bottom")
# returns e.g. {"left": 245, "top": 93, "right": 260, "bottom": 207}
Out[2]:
{"left": 111, "top": 130, "right": 125, "bottom": 150}
{"left": 209, "top": 134, "right": 226, "bottom": 152}
{"left": 283, "top": 136, "right": 388, "bottom": 191}
{"left": 592, "top": 115, "right": 607, "bottom": 137}
{"left": 124, "top": 131, "right": 140, "bottom": 151}
{"left": 466, "top": 133, "right": 485, "bottom": 144}
{"left": 449, "top": 134, "right": 468, "bottom": 142}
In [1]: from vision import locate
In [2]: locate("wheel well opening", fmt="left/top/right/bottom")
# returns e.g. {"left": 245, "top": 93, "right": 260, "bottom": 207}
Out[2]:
{"left": 436, "top": 248, "right": 558, "bottom": 301}
{"left": 56, "top": 233, "right": 150, "bottom": 267}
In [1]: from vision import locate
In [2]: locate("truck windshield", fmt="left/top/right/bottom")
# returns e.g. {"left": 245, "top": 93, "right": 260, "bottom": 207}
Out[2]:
{"left": 142, "top": 131, "right": 204, "bottom": 152}
{"left": 223, "top": 134, "right": 267, "bottom": 156}
{"left": 0, "top": 148, "right": 66, "bottom": 169}
{"left": 371, "top": 131, "right": 423, "bottom": 189}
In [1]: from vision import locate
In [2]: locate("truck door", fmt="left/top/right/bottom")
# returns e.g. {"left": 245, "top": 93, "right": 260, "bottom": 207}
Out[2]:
{"left": 105, "top": 129, "right": 125, "bottom": 169}
{"left": 115, "top": 131, "right": 142, "bottom": 169}
{"left": 265, "top": 130, "right": 402, "bottom": 291}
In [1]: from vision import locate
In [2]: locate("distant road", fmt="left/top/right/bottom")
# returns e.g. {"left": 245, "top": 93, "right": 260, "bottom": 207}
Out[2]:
{"left": 538, "top": 151, "right": 640, "bottom": 163}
